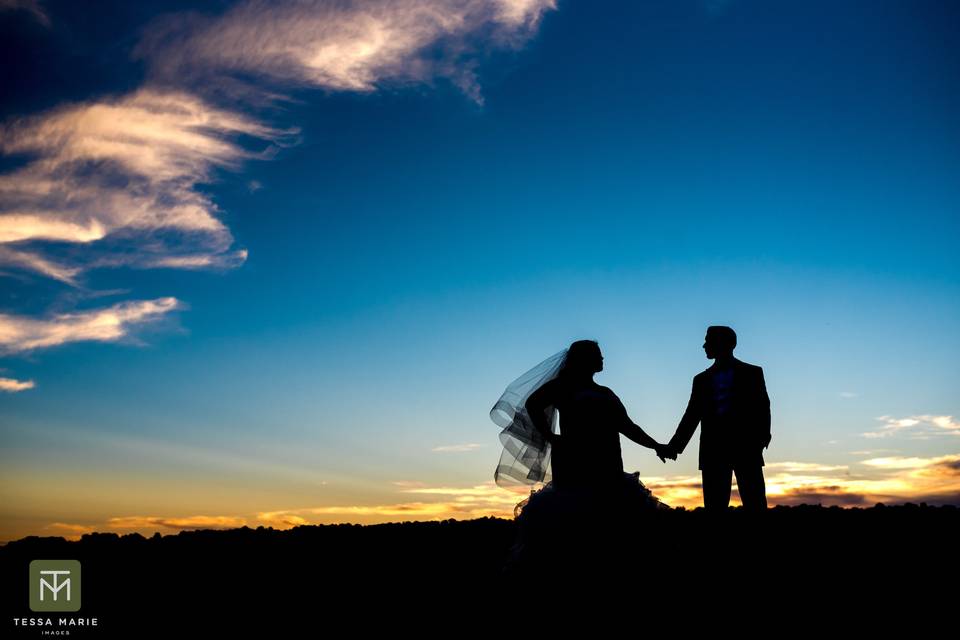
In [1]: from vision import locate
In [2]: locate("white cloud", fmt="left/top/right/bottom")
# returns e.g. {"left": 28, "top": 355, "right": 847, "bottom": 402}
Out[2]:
{"left": 0, "top": 297, "right": 183, "bottom": 354}
{"left": 860, "top": 454, "right": 960, "bottom": 471}
{"left": 0, "top": 245, "right": 81, "bottom": 284}
{"left": 431, "top": 443, "right": 485, "bottom": 452}
{"left": 860, "top": 456, "right": 932, "bottom": 470}
{"left": 1, "top": 2, "right": 555, "bottom": 288}
{"left": 0, "top": 88, "right": 294, "bottom": 284}
{"left": 0, "top": 0, "right": 556, "bottom": 386}
{"left": 0, "top": 376, "right": 35, "bottom": 392}
{"left": 142, "top": 249, "right": 249, "bottom": 270}
{"left": 862, "top": 415, "right": 960, "bottom": 439}
{"left": 849, "top": 449, "right": 898, "bottom": 456}
{"left": 135, "top": 0, "right": 557, "bottom": 105}
{"left": 764, "top": 461, "right": 849, "bottom": 473}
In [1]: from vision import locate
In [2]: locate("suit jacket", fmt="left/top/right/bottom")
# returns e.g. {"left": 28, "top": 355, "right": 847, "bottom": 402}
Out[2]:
{"left": 668, "top": 358, "right": 771, "bottom": 471}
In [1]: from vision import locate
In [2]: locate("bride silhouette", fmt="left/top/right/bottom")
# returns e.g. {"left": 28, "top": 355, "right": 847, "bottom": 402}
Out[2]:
{"left": 491, "top": 340, "right": 672, "bottom": 578}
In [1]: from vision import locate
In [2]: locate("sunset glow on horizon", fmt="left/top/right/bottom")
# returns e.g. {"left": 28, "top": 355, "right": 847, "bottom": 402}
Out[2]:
{"left": 2, "top": 0, "right": 958, "bottom": 544}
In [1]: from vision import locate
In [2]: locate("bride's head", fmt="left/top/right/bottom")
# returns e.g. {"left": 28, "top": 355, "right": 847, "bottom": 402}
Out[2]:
{"left": 560, "top": 339, "right": 603, "bottom": 378}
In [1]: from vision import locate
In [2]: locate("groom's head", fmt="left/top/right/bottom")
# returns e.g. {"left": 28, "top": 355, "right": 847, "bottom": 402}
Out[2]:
{"left": 704, "top": 326, "right": 736, "bottom": 359}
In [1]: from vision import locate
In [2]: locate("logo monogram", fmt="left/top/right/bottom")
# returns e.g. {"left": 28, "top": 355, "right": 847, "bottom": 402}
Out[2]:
{"left": 29, "top": 560, "right": 81, "bottom": 612}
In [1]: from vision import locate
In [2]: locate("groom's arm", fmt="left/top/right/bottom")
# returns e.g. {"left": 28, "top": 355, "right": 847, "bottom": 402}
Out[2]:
{"left": 668, "top": 378, "right": 702, "bottom": 455}
{"left": 757, "top": 367, "right": 771, "bottom": 449}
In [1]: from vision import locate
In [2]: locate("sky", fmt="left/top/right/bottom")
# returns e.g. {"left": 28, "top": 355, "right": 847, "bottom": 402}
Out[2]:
{"left": 0, "top": 0, "right": 958, "bottom": 543}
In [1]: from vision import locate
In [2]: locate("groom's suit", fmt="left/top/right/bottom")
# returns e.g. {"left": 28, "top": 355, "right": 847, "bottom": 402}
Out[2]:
{"left": 668, "top": 357, "right": 771, "bottom": 510}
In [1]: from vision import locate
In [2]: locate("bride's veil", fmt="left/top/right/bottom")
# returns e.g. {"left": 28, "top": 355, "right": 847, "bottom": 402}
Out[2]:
{"left": 490, "top": 348, "right": 568, "bottom": 492}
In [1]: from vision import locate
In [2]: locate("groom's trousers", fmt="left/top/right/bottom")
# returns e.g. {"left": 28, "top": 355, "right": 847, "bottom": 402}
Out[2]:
{"left": 702, "top": 463, "right": 767, "bottom": 511}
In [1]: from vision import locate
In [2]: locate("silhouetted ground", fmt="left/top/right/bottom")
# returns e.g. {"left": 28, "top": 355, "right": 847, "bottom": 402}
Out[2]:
{"left": 1, "top": 503, "right": 955, "bottom": 635}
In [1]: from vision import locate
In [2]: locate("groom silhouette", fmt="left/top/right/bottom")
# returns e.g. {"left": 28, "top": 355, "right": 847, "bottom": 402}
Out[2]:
{"left": 665, "top": 326, "right": 771, "bottom": 511}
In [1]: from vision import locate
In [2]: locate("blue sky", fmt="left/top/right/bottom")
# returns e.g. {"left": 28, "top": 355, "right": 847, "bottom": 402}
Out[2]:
{"left": 1, "top": 0, "right": 958, "bottom": 541}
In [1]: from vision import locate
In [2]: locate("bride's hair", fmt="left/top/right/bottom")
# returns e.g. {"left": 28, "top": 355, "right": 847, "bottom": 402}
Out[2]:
{"left": 559, "top": 339, "right": 600, "bottom": 377}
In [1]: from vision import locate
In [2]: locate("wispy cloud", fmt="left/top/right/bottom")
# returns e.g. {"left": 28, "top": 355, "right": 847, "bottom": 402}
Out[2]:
{"left": 0, "top": 89, "right": 294, "bottom": 284}
{"left": 42, "top": 522, "right": 96, "bottom": 538}
{"left": 431, "top": 443, "right": 485, "bottom": 452}
{"left": 250, "top": 481, "right": 527, "bottom": 522}
{"left": 0, "top": 375, "right": 35, "bottom": 391}
{"left": 0, "top": 245, "right": 82, "bottom": 285}
{"left": 106, "top": 515, "right": 247, "bottom": 531}
{"left": 40, "top": 517, "right": 247, "bottom": 542}
{"left": 3, "top": 1, "right": 557, "bottom": 282}
{"left": 764, "top": 453, "right": 960, "bottom": 507}
{"left": 135, "top": 0, "right": 557, "bottom": 105}
{"left": 860, "top": 456, "right": 935, "bottom": 470}
{"left": 860, "top": 454, "right": 960, "bottom": 473}
{"left": 849, "top": 449, "right": 899, "bottom": 456}
{"left": 0, "top": 0, "right": 49, "bottom": 26}
{"left": 32, "top": 456, "right": 960, "bottom": 541}
{"left": 643, "top": 475, "right": 705, "bottom": 507}
{"left": 40, "top": 486, "right": 519, "bottom": 540}
{"left": 648, "top": 454, "right": 960, "bottom": 509}
{"left": 0, "top": 1, "right": 556, "bottom": 389}
{"left": 0, "top": 297, "right": 183, "bottom": 354}
{"left": 769, "top": 486, "right": 872, "bottom": 507}
{"left": 862, "top": 415, "right": 960, "bottom": 439}
{"left": 764, "top": 461, "right": 849, "bottom": 473}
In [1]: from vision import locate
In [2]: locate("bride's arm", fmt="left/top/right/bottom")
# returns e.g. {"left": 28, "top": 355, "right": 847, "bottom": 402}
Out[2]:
{"left": 613, "top": 394, "right": 659, "bottom": 449}
{"left": 525, "top": 380, "right": 559, "bottom": 444}
{"left": 621, "top": 421, "right": 660, "bottom": 450}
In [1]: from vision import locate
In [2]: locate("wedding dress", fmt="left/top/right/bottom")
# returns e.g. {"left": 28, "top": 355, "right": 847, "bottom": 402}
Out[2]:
{"left": 491, "top": 348, "right": 670, "bottom": 577}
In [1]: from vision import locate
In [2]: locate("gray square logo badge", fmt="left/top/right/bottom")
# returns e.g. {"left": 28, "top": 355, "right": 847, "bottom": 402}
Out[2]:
{"left": 29, "top": 560, "right": 81, "bottom": 612}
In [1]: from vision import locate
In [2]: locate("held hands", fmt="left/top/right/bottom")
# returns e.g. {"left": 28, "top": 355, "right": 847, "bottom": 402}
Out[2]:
{"left": 654, "top": 442, "right": 677, "bottom": 464}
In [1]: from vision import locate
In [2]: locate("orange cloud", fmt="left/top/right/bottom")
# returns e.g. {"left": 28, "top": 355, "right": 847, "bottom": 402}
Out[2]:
{"left": 640, "top": 455, "right": 960, "bottom": 509}
{"left": 106, "top": 515, "right": 247, "bottom": 531}
{"left": 42, "top": 522, "right": 98, "bottom": 541}
{"left": 763, "top": 454, "right": 960, "bottom": 507}
{"left": 28, "top": 456, "right": 960, "bottom": 542}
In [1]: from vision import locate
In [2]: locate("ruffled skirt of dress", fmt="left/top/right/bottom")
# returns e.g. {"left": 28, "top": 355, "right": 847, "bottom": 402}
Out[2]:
{"left": 501, "top": 471, "right": 671, "bottom": 579}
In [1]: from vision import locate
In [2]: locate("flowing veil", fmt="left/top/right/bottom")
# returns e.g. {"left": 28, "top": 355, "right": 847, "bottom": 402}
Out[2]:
{"left": 493, "top": 346, "right": 672, "bottom": 577}
{"left": 490, "top": 348, "right": 568, "bottom": 494}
